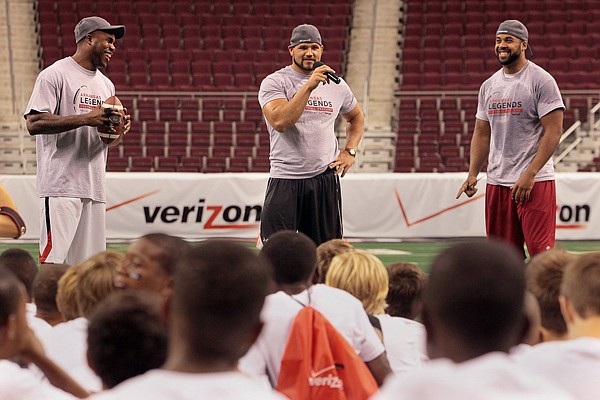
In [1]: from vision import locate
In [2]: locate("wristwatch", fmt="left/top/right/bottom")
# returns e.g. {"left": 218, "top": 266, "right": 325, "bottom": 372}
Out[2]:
{"left": 344, "top": 148, "right": 357, "bottom": 157}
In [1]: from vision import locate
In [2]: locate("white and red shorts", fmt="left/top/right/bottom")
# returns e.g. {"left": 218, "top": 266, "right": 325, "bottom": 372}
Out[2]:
{"left": 39, "top": 197, "right": 106, "bottom": 265}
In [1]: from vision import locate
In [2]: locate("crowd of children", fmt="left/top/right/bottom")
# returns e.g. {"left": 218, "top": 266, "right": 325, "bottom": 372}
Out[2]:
{"left": 0, "top": 232, "right": 598, "bottom": 399}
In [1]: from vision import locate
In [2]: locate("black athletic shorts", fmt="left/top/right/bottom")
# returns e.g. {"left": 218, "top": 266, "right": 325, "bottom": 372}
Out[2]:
{"left": 260, "top": 167, "right": 343, "bottom": 246}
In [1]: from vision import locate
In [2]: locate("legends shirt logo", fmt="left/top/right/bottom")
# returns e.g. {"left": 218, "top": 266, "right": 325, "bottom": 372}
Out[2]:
{"left": 73, "top": 85, "right": 103, "bottom": 112}
{"left": 306, "top": 97, "right": 334, "bottom": 113}
{"left": 488, "top": 97, "right": 523, "bottom": 115}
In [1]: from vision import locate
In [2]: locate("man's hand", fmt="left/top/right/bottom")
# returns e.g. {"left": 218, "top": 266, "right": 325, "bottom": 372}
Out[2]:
{"left": 122, "top": 107, "right": 131, "bottom": 135}
{"left": 511, "top": 172, "right": 536, "bottom": 203}
{"left": 87, "top": 106, "right": 118, "bottom": 130}
{"left": 456, "top": 176, "right": 480, "bottom": 199}
{"left": 329, "top": 149, "right": 355, "bottom": 177}
{"left": 308, "top": 63, "right": 336, "bottom": 89}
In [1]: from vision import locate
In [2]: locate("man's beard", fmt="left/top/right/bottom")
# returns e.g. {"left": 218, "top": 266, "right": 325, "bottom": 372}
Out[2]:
{"left": 497, "top": 47, "right": 522, "bottom": 66}
{"left": 293, "top": 58, "right": 314, "bottom": 72}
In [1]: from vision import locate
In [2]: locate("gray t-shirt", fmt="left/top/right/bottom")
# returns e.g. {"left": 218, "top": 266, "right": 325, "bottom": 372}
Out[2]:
{"left": 476, "top": 61, "right": 565, "bottom": 186}
{"left": 24, "top": 57, "right": 115, "bottom": 202}
{"left": 258, "top": 65, "right": 358, "bottom": 179}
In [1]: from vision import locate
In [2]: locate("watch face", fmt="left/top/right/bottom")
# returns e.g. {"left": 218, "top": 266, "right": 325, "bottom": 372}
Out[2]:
{"left": 346, "top": 148, "right": 356, "bottom": 156}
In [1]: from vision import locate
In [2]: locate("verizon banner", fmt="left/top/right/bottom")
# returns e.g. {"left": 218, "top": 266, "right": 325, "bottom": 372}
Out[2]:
{"left": 1, "top": 172, "right": 599, "bottom": 241}
{"left": 106, "top": 173, "right": 266, "bottom": 240}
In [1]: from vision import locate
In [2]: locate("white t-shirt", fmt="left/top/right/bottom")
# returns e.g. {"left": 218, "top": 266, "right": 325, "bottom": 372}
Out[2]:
{"left": 373, "top": 352, "right": 573, "bottom": 400}
{"left": 38, "top": 317, "right": 102, "bottom": 392}
{"left": 26, "top": 302, "right": 52, "bottom": 336}
{"left": 24, "top": 56, "right": 115, "bottom": 202}
{"left": 238, "top": 284, "right": 385, "bottom": 384}
{"left": 375, "top": 314, "right": 428, "bottom": 373}
{"left": 88, "top": 369, "right": 287, "bottom": 400}
{"left": 258, "top": 65, "right": 358, "bottom": 179}
{"left": 0, "top": 360, "right": 76, "bottom": 400}
{"left": 514, "top": 337, "right": 600, "bottom": 400}
{"left": 476, "top": 61, "right": 565, "bottom": 186}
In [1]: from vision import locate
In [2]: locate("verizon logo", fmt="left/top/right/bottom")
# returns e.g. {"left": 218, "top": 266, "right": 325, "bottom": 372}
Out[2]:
{"left": 308, "top": 366, "right": 343, "bottom": 389}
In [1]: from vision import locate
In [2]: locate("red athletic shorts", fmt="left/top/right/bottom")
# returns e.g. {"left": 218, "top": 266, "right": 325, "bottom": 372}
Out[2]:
{"left": 485, "top": 181, "right": 556, "bottom": 259}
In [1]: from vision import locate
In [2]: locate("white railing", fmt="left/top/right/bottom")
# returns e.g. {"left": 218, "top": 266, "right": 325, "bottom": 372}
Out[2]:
{"left": 588, "top": 100, "right": 600, "bottom": 133}
{"left": 555, "top": 121, "right": 582, "bottom": 165}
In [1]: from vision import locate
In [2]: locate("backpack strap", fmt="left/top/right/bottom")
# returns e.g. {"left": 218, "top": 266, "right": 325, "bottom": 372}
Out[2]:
{"left": 0, "top": 206, "right": 26, "bottom": 238}
{"left": 367, "top": 314, "right": 382, "bottom": 331}
{"left": 286, "top": 285, "right": 312, "bottom": 308}
{"left": 368, "top": 314, "right": 384, "bottom": 342}
{"left": 289, "top": 296, "right": 306, "bottom": 308}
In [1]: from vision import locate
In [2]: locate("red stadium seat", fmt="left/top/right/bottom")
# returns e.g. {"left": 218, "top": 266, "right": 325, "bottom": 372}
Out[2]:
{"left": 180, "top": 156, "right": 202, "bottom": 170}
{"left": 232, "top": 2, "right": 251, "bottom": 15}
{"left": 169, "top": 138, "right": 189, "bottom": 156}
{"left": 395, "top": 156, "right": 416, "bottom": 170}
{"left": 149, "top": 73, "right": 170, "bottom": 88}
{"left": 107, "top": 71, "right": 128, "bottom": 87}
{"left": 128, "top": 72, "right": 149, "bottom": 90}
{"left": 249, "top": 157, "right": 270, "bottom": 172}
{"left": 106, "top": 156, "right": 129, "bottom": 172}
{"left": 234, "top": 74, "right": 256, "bottom": 90}
{"left": 170, "top": 60, "right": 190, "bottom": 75}
{"left": 146, "top": 146, "right": 166, "bottom": 158}
{"left": 228, "top": 156, "right": 250, "bottom": 172}
{"left": 190, "top": 61, "right": 212, "bottom": 75}
{"left": 190, "top": 122, "right": 211, "bottom": 147}
{"left": 170, "top": 73, "right": 193, "bottom": 90}
{"left": 235, "top": 133, "right": 257, "bottom": 147}
{"left": 212, "top": 73, "right": 234, "bottom": 88}
{"left": 130, "top": 156, "right": 154, "bottom": 171}
{"left": 155, "top": 157, "right": 179, "bottom": 172}
{"left": 181, "top": 36, "right": 202, "bottom": 50}
{"left": 168, "top": 120, "right": 188, "bottom": 134}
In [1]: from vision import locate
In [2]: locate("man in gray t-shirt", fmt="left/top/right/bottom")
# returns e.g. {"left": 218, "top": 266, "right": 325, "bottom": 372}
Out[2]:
{"left": 258, "top": 24, "right": 364, "bottom": 246}
{"left": 24, "top": 17, "right": 130, "bottom": 265}
{"left": 456, "top": 20, "right": 564, "bottom": 259}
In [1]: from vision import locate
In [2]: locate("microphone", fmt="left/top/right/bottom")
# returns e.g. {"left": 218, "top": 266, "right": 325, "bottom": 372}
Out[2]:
{"left": 313, "top": 61, "right": 341, "bottom": 84}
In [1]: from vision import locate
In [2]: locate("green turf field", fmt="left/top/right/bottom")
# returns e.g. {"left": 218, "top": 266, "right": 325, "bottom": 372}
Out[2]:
{"left": 1, "top": 240, "right": 599, "bottom": 273}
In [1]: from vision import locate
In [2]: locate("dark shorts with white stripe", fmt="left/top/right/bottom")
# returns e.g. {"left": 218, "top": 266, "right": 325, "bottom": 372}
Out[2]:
{"left": 260, "top": 167, "right": 343, "bottom": 246}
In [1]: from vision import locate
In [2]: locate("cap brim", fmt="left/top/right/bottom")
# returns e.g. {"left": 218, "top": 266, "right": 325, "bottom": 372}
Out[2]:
{"left": 289, "top": 40, "right": 321, "bottom": 47}
{"left": 102, "top": 26, "right": 126, "bottom": 39}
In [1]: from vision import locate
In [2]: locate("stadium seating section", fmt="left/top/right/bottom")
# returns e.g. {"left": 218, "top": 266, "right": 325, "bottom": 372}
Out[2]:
{"left": 37, "top": 0, "right": 351, "bottom": 172}
{"left": 35, "top": 0, "right": 600, "bottom": 173}
{"left": 399, "top": 1, "right": 600, "bottom": 91}
{"left": 396, "top": 0, "right": 600, "bottom": 172}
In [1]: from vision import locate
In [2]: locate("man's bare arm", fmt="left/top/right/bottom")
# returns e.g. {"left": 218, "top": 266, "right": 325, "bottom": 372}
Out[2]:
{"left": 19, "top": 328, "right": 89, "bottom": 398}
{"left": 342, "top": 104, "right": 364, "bottom": 150}
{"left": 365, "top": 352, "right": 393, "bottom": 387}
{"left": 511, "top": 109, "right": 563, "bottom": 203}
{"left": 328, "top": 104, "right": 364, "bottom": 177}
{"left": 26, "top": 108, "right": 110, "bottom": 136}
{"left": 456, "top": 118, "right": 491, "bottom": 198}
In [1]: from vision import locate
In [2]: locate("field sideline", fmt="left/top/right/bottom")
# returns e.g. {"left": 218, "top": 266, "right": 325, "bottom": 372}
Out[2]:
{"left": 1, "top": 240, "right": 598, "bottom": 273}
